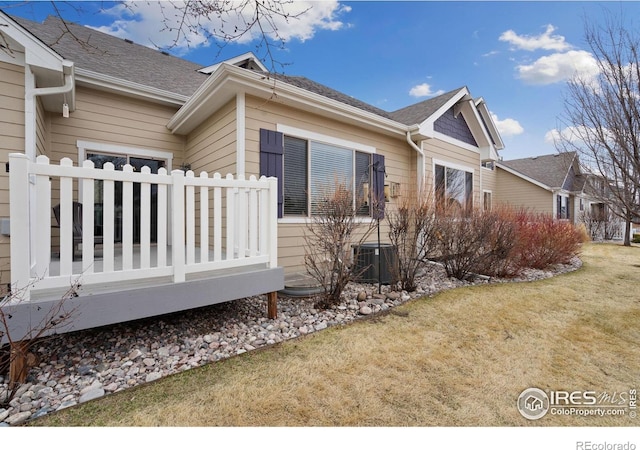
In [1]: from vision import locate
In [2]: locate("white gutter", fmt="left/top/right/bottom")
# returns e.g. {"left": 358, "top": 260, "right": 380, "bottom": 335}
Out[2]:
{"left": 75, "top": 67, "right": 189, "bottom": 107}
{"left": 24, "top": 61, "right": 75, "bottom": 160}
{"left": 406, "top": 129, "right": 425, "bottom": 189}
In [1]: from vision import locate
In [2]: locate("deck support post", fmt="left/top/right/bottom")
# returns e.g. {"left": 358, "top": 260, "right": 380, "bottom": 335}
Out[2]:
{"left": 267, "top": 291, "right": 277, "bottom": 319}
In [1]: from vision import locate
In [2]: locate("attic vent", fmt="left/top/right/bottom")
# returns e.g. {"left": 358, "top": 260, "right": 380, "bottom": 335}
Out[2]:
{"left": 124, "top": 38, "right": 133, "bottom": 44}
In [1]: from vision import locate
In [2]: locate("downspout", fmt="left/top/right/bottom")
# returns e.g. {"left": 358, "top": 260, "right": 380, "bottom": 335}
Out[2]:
{"left": 406, "top": 128, "right": 425, "bottom": 190}
{"left": 24, "top": 62, "right": 75, "bottom": 160}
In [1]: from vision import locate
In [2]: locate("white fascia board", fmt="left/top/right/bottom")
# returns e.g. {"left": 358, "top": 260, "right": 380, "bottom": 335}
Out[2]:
{"left": 474, "top": 98, "right": 505, "bottom": 150}
{"left": 495, "top": 162, "right": 552, "bottom": 191}
{"left": 0, "top": 34, "right": 26, "bottom": 66}
{"left": 169, "top": 64, "right": 408, "bottom": 137}
{"left": 198, "top": 51, "right": 268, "bottom": 74}
{"left": 0, "top": 11, "right": 63, "bottom": 72}
{"left": 418, "top": 87, "right": 470, "bottom": 136}
{"left": 75, "top": 68, "right": 188, "bottom": 107}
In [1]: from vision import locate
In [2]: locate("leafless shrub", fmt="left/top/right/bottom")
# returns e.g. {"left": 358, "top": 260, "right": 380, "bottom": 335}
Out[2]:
{"left": 1, "top": 278, "right": 79, "bottom": 406}
{"left": 386, "top": 188, "right": 439, "bottom": 291}
{"left": 579, "top": 207, "right": 622, "bottom": 241}
{"left": 304, "top": 183, "right": 377, "bottom": 309}
{"left": 433, "top": 206, "right": 517, "bottom": 280}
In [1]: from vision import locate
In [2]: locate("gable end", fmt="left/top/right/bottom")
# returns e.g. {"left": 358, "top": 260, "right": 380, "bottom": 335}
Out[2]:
{"left": 434, "top": 107, "right": 478, "bottom": 147}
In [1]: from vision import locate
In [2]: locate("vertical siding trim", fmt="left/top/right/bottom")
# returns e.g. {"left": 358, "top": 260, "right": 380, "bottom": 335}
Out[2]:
{"left": 236, "top": 92, "right": 245, "bottom": 176}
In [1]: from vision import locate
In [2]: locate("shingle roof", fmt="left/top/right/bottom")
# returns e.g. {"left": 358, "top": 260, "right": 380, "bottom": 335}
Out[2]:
{"left": 13, "top": 15, "right": 469, "bottom": 126}
{"left": 275, "top": 74, "right": 394, "bottom": 119}
{"left": 500, "top": 152, "right": 576, "bottom": 189}
{"left": 388, "top": 88, "right": 464, "bottom": 125}
{"left": 13, "top": 15, "right": 207, "bottom": 97}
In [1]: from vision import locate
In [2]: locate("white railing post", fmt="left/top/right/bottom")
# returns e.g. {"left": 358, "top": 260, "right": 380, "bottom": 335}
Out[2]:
{"left": 185, "top": 170, "right": 195, "bottom": 265}
{"left": 9, "top": 153, "right": 32, "bottom": 302}
{"left": 34, "top": 155, "right": 52, "bottom": 279}
{"left": 122, "top": 164, "right": 134, "bottom": 271}
{"left": 59, "top": 158, "right": 74, "bottom": 276}
{"left": 172, "top": 169, "right": 185, "bottom": 282}
{"left": 199, "top": 172, "right": 209, "bottom": 264}
{"left": 81, "top": 160, "right": 95, "bottom": 274}
{"left": 225, "top": 174, "right": 236, "bottom": 260}
{"left": 267, "top": 176, "right": 278, "bottom": 268}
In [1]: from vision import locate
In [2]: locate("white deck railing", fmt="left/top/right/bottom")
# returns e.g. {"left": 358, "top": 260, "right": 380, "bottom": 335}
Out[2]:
{"left": 9, "top": 153, "right": 278, "bottom": 301}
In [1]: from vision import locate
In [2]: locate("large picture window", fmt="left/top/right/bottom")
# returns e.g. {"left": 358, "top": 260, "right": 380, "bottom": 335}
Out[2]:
{"left": 283, "top": 136, "right": 372, "bottom": 216}
{"left": 435, "top": 163, "right": 473, "bottom": 213}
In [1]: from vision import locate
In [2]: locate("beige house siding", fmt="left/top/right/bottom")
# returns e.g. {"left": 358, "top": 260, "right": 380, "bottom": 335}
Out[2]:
{"left": 49, "top": 87, "right": 184, "bottom": 165}
{"left": 0, "top": 61, "right": 25, "bottom": 285}
{"left": 244, "top": 95, "right": 414, "bottom": 273}
{"left": 481, "top": 166, "right": 497, "bottom": 210}
{"left": 184, "top": 98, "right": 237, "bottom": 175}
{"left": 423, "top": 138, "right": 482, "bottom": 207}
{"left": 36, "top": 96, "right": 50, "bottom": 157}
{"left": 495, "top": 167, "right": 552, "bottom": 215}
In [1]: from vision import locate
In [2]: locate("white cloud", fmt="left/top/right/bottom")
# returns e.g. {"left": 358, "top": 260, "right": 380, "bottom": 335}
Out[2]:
{"left": 409, "top": 83, "right": 444, "bottom": 98}
{"left": 93, "top": 1, "right": 351, "bottom": 52}
{"left": 544, "top": 125, "right": 604, "bottom": 145}
{"left": 491, "top": 113, "right": 524, "bottom": 136}
{"left": 499, "top": 24, "right": 572, "bottom": 52}
{"left": 516, "top": 50, "right": 600, "bottom": 85}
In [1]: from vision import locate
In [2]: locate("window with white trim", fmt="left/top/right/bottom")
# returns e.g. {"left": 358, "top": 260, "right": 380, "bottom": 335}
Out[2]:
{"left": 435, "top": 163, "right": 473, "bottom": 213}
{"left": 557, "top": 194, "right": 570, "bottom": 220}
{"left": 483, "top": 191, "right": 492, "bottom": 211}
{"left": 283, "top": 136, "right": 373, "bottom": 217}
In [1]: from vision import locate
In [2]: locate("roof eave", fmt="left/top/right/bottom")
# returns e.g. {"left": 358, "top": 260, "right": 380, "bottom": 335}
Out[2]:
{"left": 168, "top": 64, "right": 409, "bottom": 136}
{"left": 75, "top": 67, "right": 189, "bottom": 107}
{"left": 0, "top": 11, "right": 65, "bottom": 72}
{"left": 418, "top": 87, "right": 470, "bottom": 136}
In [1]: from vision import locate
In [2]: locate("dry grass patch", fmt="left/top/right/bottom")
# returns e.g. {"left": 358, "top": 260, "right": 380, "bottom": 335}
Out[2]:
{"left": 30, "top": 243, "right": 640, "bottom": 426}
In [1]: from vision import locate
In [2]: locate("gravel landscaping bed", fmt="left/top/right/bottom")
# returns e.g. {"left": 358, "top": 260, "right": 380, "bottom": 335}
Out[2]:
{"left": 0, "top": 257, "right": 582, "bottom": 426}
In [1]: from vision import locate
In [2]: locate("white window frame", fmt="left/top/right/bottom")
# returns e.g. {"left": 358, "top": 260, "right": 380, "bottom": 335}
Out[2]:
{"left": 77, "top": 140, "right": 174, "bottom": 170}
{"left": 276, "top": 125, "right": 376, "bottom": 224}
{"left": 432, "top": 158, "right": 475, "bottom": 210}
{"left": 483, "top": 190, "right": 492, "bottom": 211}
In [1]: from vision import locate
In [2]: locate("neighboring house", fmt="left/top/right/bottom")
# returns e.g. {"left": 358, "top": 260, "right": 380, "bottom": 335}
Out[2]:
{"left": 0, "top": 12, "right": 504, "bottom": 339}
{"left": 497, "top": 152, "right": 590, "bottom": 222}
{"left": 495, "top": 151, "right": 623, "bottom": 239}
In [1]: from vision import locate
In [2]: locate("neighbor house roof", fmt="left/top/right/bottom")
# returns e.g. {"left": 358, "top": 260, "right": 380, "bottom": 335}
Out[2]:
{"left": 498, "top": 152, "right": 577, "bottom": 190}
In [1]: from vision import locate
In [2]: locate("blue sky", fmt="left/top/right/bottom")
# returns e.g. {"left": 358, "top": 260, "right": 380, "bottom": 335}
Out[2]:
{"left": 3, "top": 1, "right": 640, "bottom": 160}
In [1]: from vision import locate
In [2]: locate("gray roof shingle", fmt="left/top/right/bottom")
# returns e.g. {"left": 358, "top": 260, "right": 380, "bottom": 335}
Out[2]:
{"left": 500, "top": 152, "right": 576, "bottom": 189}
{"left": 388, "top": 88, "right": 464, "bottom": 125}
{"left": 13, "top": 15, "right": 208, "bottom": 97}
{"left": 13, "top": 15, "right": 471, "bottom": 126}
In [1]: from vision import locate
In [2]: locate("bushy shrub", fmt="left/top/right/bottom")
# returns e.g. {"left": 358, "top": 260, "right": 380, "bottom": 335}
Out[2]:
{"left": 432, "top": 206, "right": 517, "bottom": 280}
{"left": 511, "top": 212, "right": 585, "bottom": 270}
{"left": 429, "top": 206, "right": 584, "bottom": 280}
{"left": 386, "top": 189, "right": 439, "bottom": 291}
{"left": 303, "top": 183, "right": 377, "bottom": 309}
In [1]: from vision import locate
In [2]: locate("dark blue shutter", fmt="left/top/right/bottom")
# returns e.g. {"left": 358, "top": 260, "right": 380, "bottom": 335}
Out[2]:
{"left": 259, "top": 129, "right": 284, "bottom": 218}
{"left": 371, "top": 153, "right": 386, "bottom": 220}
